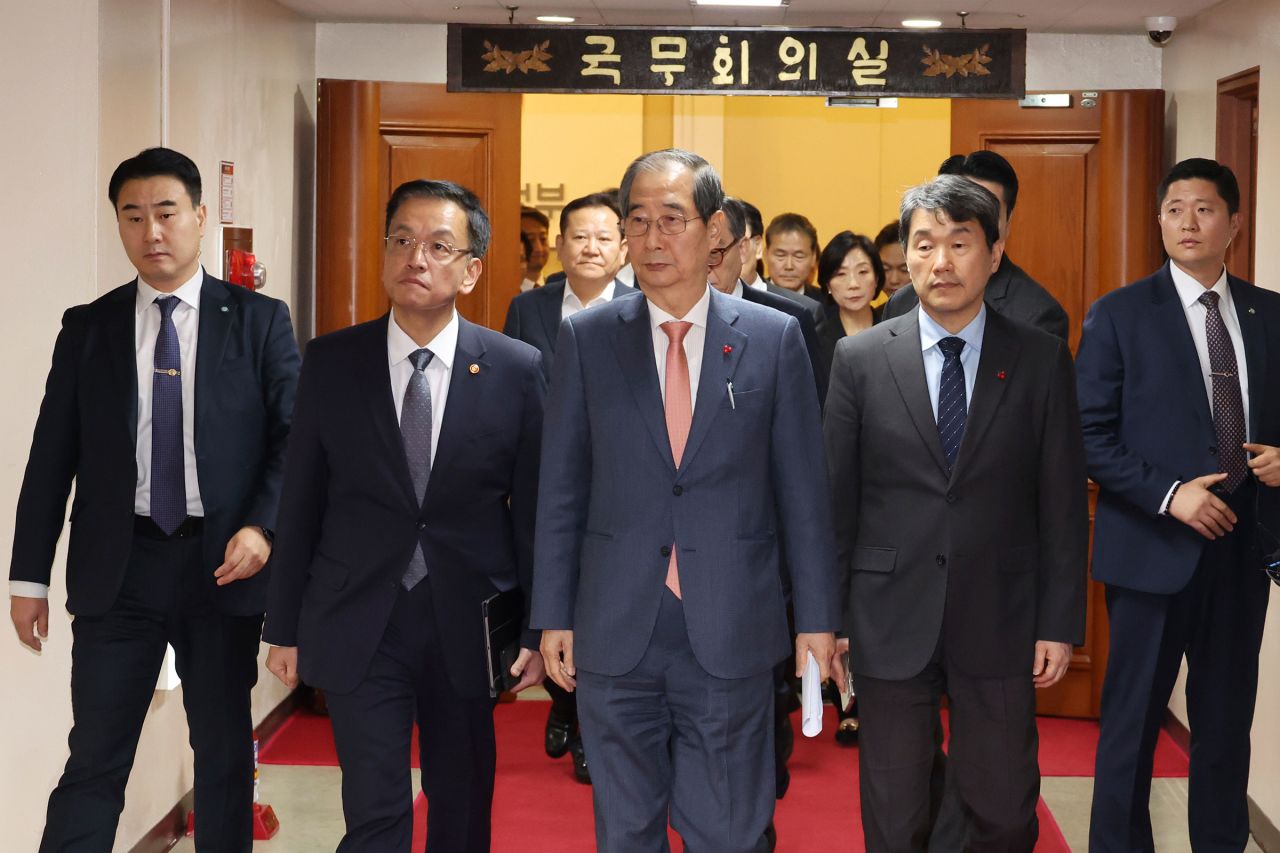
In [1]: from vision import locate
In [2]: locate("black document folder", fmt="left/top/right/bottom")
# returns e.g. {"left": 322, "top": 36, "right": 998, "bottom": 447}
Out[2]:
{"left": 482, "top": 588, "right": 524, "bottom": 697}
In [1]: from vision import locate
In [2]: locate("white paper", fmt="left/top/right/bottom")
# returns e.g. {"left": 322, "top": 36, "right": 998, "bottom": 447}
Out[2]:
{"left": 801, "top": 650, "right": 823, "bottom": 737}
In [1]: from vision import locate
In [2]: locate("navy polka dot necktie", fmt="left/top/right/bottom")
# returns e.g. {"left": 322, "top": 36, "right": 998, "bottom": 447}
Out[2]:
{"left": 400, "top": 348, "right": 434, "bottom": 590}
{"left": 936, "top": 336, "right": 967, "bottom": 472}
{"left": 150, "top": 296, "right": 186, "bottom": 535}
{"left": 1199, "top": 291, "right": 1248, "bottom": 492}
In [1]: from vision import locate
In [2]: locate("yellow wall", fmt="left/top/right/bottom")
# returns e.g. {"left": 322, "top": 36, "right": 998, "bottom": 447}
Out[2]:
{"left": 722, "top": 96, "right": 951, "bottom": 250}
{"left": 520, "top": 94, "right": 951, "bottom": 274}
{"left": 520, "top": 94, "right": 647, "bottom": 275}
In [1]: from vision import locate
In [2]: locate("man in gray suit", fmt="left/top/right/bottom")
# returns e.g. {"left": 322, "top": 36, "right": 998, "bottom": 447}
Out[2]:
{"left": 882, "top": 151, "right": 1069, "bottom": 343}
{"left": 533, "top": 149, "right": 838, "bottom": 851}
{"left": 824, "top": 175, "right": 1088, "bottom": 851}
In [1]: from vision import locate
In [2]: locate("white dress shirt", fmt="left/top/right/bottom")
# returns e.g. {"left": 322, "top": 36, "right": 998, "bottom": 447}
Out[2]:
{"left": 730, "top": 280, "right": 746, "bottom": 299}
{"left": 746, "top": 276, "right": 767, "bottom": 291}
{"left": 616, "top": 264, "right": 636, "bottom": 288}
{"left": 12, "top": 268, "right": 209, "bottom": 600}
{"left": 919, "top": 304, "right": 986, "bottom": 422}
{"left": 648, "top": 287, "right": 711, "bottom": 414}
{"left": 1159, "top": 263, "right": 1251, "bottom": 513}
{"left": 388, "top": 308, "right": 457, "bottom": 467}
{"left": 134, "top": 268, "right": 206, "bottom": 518}
{"left": 562, "top": 279, "right": 617, "bottom": 320}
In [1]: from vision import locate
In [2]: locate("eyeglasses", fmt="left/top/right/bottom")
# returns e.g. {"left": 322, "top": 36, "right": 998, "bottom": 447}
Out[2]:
{"left": 385, "top": 235, "right": 472, "bottom": 263}
{"left": 623, "top": 214, "right": 704, "bottom": 238}
{"left": 708, "top": 244, "right": 736, "bottom": 268}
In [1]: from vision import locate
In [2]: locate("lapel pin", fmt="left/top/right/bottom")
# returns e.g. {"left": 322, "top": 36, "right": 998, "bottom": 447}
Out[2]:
{"left": 997, "top": 370, "right": 1007, "bottom": 380}
{"left": 723, "top": 344, "right": 733, "bottom": 356}
{"left": 1249, "top": 307, "right": 1256, "bottom": 314}
{"left": 469, "top": 363, "right": 480, "bottom": 375}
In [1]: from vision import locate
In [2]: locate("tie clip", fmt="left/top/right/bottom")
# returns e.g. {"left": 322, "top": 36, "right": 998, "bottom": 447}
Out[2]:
{"left": 153, "top": 368, "right": 180, "bottom": 377}
{"left": 1211, "top": 370, "right": 1236, "bottom": 378}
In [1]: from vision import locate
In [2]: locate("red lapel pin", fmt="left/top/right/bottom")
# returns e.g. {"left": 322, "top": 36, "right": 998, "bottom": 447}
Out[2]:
{"left": 997, "top": 370, "right": 1007, "bottom": 380}
{"left": 723, "top": 344, "right": 733, "bottom": 356}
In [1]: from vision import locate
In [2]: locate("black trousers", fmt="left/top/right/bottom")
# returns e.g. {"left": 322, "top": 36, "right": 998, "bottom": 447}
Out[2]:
{"left": 326, "top": 579, "right": 498, "bottom": 853}
{"left": 856, "top": 643, "right": 1040, "bottom": 853}
{"left": 1090, "top": 490, "right": 1270, "bottom": 853}
{"left": 40, "top": 523, "right": 263, "bottom": 853}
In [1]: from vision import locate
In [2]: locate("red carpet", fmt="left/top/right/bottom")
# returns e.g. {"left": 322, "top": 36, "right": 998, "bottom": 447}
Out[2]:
{"left": 261, "top": 702, "right": 1111, "bottom": 850}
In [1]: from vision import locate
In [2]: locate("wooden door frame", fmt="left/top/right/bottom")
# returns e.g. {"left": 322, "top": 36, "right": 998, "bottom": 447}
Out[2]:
{"left": 1217, "top": 67, "right": 1259, "bottom": 283}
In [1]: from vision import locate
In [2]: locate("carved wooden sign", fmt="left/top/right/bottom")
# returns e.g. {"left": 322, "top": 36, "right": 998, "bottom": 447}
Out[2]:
{"left": 447, "top": 25, "right": 1025, "bottom": 98}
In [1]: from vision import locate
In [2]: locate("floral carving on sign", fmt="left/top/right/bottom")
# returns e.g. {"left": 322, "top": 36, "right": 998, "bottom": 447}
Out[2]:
{"left": 920, "top": 44, "right": 992, "bottom": 78}
{"left": 482, "top": 40, "right": 553, "bottom": 74}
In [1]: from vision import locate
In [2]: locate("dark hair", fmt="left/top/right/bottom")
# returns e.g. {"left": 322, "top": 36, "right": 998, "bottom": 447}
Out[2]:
{"left": 873, "top": 221, "right": 899, "bottom": 251}
{"left": 1158, "top": 158, "right": 1240, "bottom": 215}
{"left": 765, "top": 212, "right": 819, "bottom": 253}
{"left": 938, "top": 150, "right": 1018, "bottom": 216}
{"left": 739, "top": 199, "right": 764, "bottom": 240}
{"left": 519, "top": 231, "right": 533, "bottom": 259}
{"left": 558, "top": 192, "right": 623, "bottom": 235}
{"left": 109, "top": 147, "right": 202, "bottom": 209}
{"left": 385, "top": 179, "right": 491, "bottom": 258}
{"left": 899, "top": 175, "right": 1002, "bottom": 251}
{"left": 520, "top": 206, "right": 550, "bottom": 229}
{"left": 818, "top": 231, "right": 885, "bottom": 296}
{"left": 619, "top": 148, "right": 724, "bottom": 222}
{"left": 720, "top": 197, "right": 747, "bottom": 243}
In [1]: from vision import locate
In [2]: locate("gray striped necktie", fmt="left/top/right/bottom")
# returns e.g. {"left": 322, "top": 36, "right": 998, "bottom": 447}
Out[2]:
{"left": 400, "top": 348, "right": 433, "bottom": 590}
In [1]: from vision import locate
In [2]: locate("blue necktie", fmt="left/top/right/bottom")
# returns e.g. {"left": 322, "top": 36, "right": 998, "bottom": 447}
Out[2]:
{"left": 400, "top": 348, "right": 434, "bottom": 590}
{"left": 150, "top": 296, "right": 186, "bottom": 535}
{"left": 936, "top": 336, "right": 967, "bottom": 472}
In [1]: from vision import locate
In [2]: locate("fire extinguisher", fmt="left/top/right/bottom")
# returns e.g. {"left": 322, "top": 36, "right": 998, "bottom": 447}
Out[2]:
{"left": 225, "top": 248, "right": 267, "bottom": 291}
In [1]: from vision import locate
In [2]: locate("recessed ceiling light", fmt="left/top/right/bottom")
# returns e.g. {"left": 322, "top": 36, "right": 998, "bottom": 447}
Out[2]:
{"left": 693, "top": 0, "right": 788, "bottom": 7}
{"left": 902, "top": 18, "right": 943, "bottom": 28}
{"left": 536, "top": 15, "right": 577, "bottom": 22}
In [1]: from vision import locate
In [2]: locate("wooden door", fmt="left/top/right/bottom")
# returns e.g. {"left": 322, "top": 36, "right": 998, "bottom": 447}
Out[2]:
{"left": 316, "top": 80, "right": 522, "bottom": 335}
{"left": 951, "top": 90, "right": 1165, "bottom": 718}
{"left": 1217, "top": 68, "right": 1259, "bottom": 283}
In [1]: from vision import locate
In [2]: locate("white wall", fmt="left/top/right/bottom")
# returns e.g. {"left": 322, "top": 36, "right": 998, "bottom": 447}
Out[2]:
{"left": 316, "top": 22, "right": 447, "bottom": 83}
{"left": 1026, "top": 33, "right": 1162, "bottom": 91}
{"left": 1161, "top": 0, "right": 1280, "bottom": 830}
{"left": 2, "top": 1, "right": 315, "bottom": 849}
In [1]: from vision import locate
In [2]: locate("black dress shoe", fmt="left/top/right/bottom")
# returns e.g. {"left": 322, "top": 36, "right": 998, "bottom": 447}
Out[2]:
{"left": 545, "top": 706, "right": 575, "bottom": 758}
{"left": 570, "top": 737, "right": 592, "bottom": 784}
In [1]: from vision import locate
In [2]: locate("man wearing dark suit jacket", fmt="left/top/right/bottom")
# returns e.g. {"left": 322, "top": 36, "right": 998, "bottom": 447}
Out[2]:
{"left": 1077, "top": 159, "right": 1280, "bottom": 852}
{"left": 503, "top": 192, "right": 633, "bottom": 782}
{"left": 736, "top": 198, "right": 825, "bottom": 324}
{"left": 882, "top": 151, "right": 1069, "bottom": 343}
{"left": 824, "top": 175, "right": 1088, "bottom": 852}
{"left": 8, "top": 148, "right": 300, "bottom": 852}
{"left": 534, "top": 149, "right": 838, "bottom": 851}
{"left": 265, "top": 180, "right": 544, "bottom": 852}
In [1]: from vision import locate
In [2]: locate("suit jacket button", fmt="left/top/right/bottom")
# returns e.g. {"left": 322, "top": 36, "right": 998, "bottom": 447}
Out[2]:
{"left": 672, "top": 485, "right": 683, "bottom": 496}
{"left": 1209, "top": 446, "right": 1217, "bottom": 455}
{"left": 660, "top": 545, "right": 672, "bottom": 558}
{"left": 946, "top": 492, "right": 957, "bottom": 504}
{"left": 936, "top": 554, "right": 946, "bottom": 567}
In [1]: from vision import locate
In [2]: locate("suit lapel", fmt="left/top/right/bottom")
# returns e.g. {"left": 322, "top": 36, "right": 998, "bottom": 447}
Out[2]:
{"left": 952, "top": 312, "right": 1020, "bottom": 481}
{"left": 883, "top": 311, "right": 950, "bottom": 478}
{"left": 359, "top": 314, "right": 418, "bottom": 507}
{"left": 427, "top": 318, "right": 486, "bottom": 493}
{"left": 679, "top": 291, "right": 745, "bottom": 474}
{"left": 611, "top": 296, "right": 676, "bottom": 473}
{"left": 536, "top": 283, "right": 564, "bottom": 350}
{"left": 109, "top": 283, "right": 140, "bottom": 442}
{"left": 195, "top": 275, "right": 233, "bottom": 431}
{"left": 1152, "top": 266, "right": 1215, "bottom": 437}
{"left": 1229, "top": 276, "right": 1267, "bottom": 441}
{"left": 983, "top": 255, "right": 1014, "bottom": 309}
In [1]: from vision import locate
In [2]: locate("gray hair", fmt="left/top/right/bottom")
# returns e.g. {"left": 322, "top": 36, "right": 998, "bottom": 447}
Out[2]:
{"left": 619, "top": 148, "right": 724, "bottom": 222}
{"left": 898, "top": 175, "right": 1001, "bottom": 252}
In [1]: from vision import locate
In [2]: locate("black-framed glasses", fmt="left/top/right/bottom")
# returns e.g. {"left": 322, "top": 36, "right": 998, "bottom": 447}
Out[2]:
{"left": 623, "top": 214, "right": 703, "bottom": 238}
{"left": 384, "top": 235, "right": 472, "bottom": 263}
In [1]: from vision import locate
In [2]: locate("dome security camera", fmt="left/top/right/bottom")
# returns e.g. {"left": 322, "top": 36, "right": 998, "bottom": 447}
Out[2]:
{"left": 1146, "top": 16, "right": 1178, "bottom": 46}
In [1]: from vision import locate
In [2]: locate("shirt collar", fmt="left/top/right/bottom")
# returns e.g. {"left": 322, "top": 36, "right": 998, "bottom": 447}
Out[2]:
{"left": 919, "top": 303, "right": 987, "bottom": 356}
{"left": 563, "top": 278, "right": 617, "bottom": 311}
{"left": 136, "top": 266, "right": 204, "bottom": 315}
{"left": 388, "top": 308, "right": 459, "bottom": 371}
{"left": 731, "top": 279, "right": 745, "bottom": 299}
{"left": 1169, "top": 260, "right": 1229, "bottom": 309}
{"left": 648, "top": 285, "right": 712, "bottom": 333}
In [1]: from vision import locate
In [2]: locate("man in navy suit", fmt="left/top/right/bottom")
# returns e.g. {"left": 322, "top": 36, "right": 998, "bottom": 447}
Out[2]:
{"left": 503, "top": 192, "right": 633, "bottom": 385}
{"left": 533, "top": 149, "right": 838, "bottom": 851}
{"left": 265, "top": 180, "right": 545, "bottom": 852}
{"left": 9, "top": 147, "right": 300, "bottom": 851}
{"left": 1077, "top": 158, "right": 1280, "bottom": 852}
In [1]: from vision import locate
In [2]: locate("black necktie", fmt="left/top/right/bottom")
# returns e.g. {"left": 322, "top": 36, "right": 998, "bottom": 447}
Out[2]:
{"left": 150, "top": 296, "right": 186, "bottom": 534}
{"left": 400, "top": 348, "right": 434, "bottom": 590}
{"left": 1199, "top": 291, "right": 1248, "bottom": 492}
{"left": 936, "top": 336, "right": 967, "bottom": 471}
